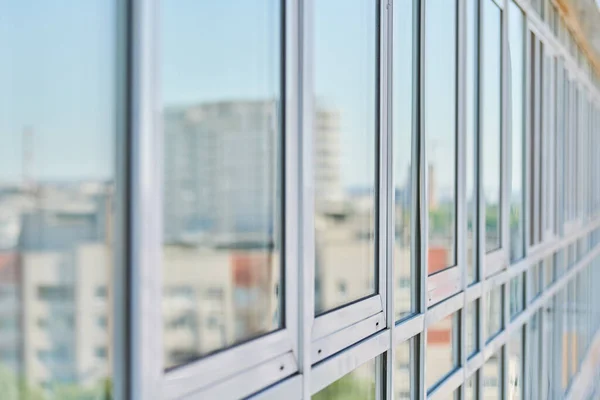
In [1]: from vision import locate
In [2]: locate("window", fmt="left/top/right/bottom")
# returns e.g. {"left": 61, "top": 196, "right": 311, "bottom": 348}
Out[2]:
{"left": 485, "top": 285, "right": 503, "bottom": 341}
{"left": 480, "top": 0, "right": 502, "bottom": 253}
{"left": 466, "top": 0, "right": 479, "bottom": 283}
{"left": 510, "top": 273, "right": 525, "bottom": 318}
{"left": 313, "top": 0, "right": 378, "bottom": 314}
{"left": 161, "top": 0, "right": 283, "bottom": 367}
{"left": 426, "top": 312, "right": 458, "bottom": 390}
{"left": 393, "top": 0, "right": 416, "bottom": 319}
{"left": 484, "top": 350, "right": 503, "bottom": 399}
{"left": 528, "top": 312, "right": 542, "bottom": 398}
{"left": 425, "top": 0, "right": 458, "bottom": 274}
{"left": 509, "top": 1, "right": 526, "bottom": 262}
{"left": 394, "top": 339, "right": 412, "bottom": 399}
{"left": 37, "top": 286, "right": 74, "bottom": 302}
{"left": 95, "top": 285, "right": 107, "bottom": 299}
{"left": 508, "top": 330, "right": 523, "bottom": 400}
{"left": 312, "top": 358, "right": 377, "bottom": 399}
{"left": 95, "top": 346, "right": 107, "bottom": 359}
{"left": 466, "top": 301, "right": 478, "bottom": 357}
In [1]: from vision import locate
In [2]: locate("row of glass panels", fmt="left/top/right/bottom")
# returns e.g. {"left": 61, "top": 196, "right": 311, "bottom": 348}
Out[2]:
{"left": 0, "top": 0, "right": 599, "bottom": 398}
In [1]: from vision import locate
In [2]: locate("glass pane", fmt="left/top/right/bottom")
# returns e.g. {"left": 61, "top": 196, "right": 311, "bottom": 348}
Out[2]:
{"left": 508, "top": 331, "right": 523, "bottom": 400}
{"left": 545, "top": 255, "right": 554, "bottom": 287}
{"left": 313, "top": 359, "right": 377, "bottom": 400}
{"left": 465, "top": 374, "right": 477, "bottom": 400}
{"left": 394, "top": 0, "right": 414, "bottom": 319}
{"left": 560, "top": 289, "right": 569, "bottom": 390}
{"left": 0, "top": 1, "right": 115, "bottom": 397}
{"left": 466, "top": 301, "right": 478, "bottom": 357}
{"left": 484, "top": 351, "right": 502, "bottom": 399}
{"left": 466, "top": 0, "right": 478, "bottom": 283}
{"left": 509, "top": 1, "right": 526, "bottom": 262}
{"left": 425, "top": 0, "right": 457, "bottom": 274}
{"left": 485, "top": 285, "right": 503, "bottom": 341}
{"left": 161, "top": 1, "right": 283, "bottom": 368}
{"left": 426, "top": 313, "right": 458, "bottom": 390}
{"left": 529, "top": 261, "right": 542, "bottom": 301}
{"left": 509, "top": 273, "right": 525, "bottom": 319}
{"left": 481, "top": 0, "right": 502, "bottom": 253}
{"left": 314, "top": 0, "right": 377, "bottom": 314}
{"left": 394, "top": 340, "right": 412, "bottom": 399}
{"left": 528, "top": 312, "right": 541, "bottom": 399}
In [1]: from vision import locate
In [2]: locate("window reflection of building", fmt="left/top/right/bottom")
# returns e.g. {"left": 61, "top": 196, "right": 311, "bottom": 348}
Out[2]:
{"left": 162, "top": 100, "right": 281, "bottom": 367}
{"left": 0, "top": 182, "right": 113, "bottom": 394}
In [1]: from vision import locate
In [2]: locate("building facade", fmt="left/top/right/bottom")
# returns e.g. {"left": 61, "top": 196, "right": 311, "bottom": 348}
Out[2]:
{"left": 1, "top": 0, "right": 600, "bottom": 399}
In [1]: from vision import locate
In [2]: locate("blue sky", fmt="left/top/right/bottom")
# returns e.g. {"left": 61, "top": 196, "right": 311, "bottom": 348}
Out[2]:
{"left": 0, "top": 0, "right": 503, "bottom": 197}
{"left": 0, "top": 1, "right": 115, "bottom": 182}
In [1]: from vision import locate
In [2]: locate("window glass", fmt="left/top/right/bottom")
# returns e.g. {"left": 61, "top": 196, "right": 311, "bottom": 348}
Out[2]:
{"left": 466, "top": 0, "right": 478, "bottom": 283}
{"left": 485, "top": 286, "right": 503, "bottom": 341}
{"left": 560, "top": 289, "right": 569, "bottom": 390}
{"left": 395, "top": 339, "right": 412, "bottom": 399}
{"left": 529, "top": 261, "right": 543, "bottom": 301}
{"left": 314, "top": 0, "right": 378, "bottom": 314}
{"left": 509, "top": 273, "right": 525, "bottom": 319}
{"left": 481, "top": 0, "right": 502, "bottom": 253}
{"left": 528, "top": 312, "right": 541, "bottom": 399}
{"left": 426, "top": 313, "right": 458, "bottom": 390}
{"left": 425, "top": 0, "right": 457, "bottom": 274}
{"left": 483, "top": 350, "right": 502, "bottom": 399}
{"left": 313, "top": 358, "right": 377, "bottom": 400}
{"left": 394, "top": 0, "right": 414, "bottom": 319}
{"left": 508, "top": 330, "right": 523, "bottom": 400}
{"left": 466, "top": 301, "right": 478, "bottom": 357}
{"left": 0, "top": 2, "right": 116, "bottom": 397}
{"left": 508, "top": 1, "right": 526, "bottom": 261}
{"left": 465, "top": 374, "right": 477, "bottom": 400}
{"left": 545, "top": 255, "right": 554, "bottom": 287}
{"left": 161, "top": 1, "right": 283, "bottom": 368}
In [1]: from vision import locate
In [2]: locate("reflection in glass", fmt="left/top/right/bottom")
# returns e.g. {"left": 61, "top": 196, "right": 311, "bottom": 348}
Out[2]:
{"left": 314, "top": 0, "right": 377, "bottom": 314}
{"left": 560, "top": 289, "right": 569, "bottom": 390}
{"left": 481, "top": 0, "right": 502, "bottom": 253}
{"left": 484, "top": 350, "right": 502, "bottom": 399}
{"left": 394, "top": 0, "right": 414, "bottom": 319}
{"left": 313, "top": 359, "right": 376, "bottom": 400}
{"left": 556, "top": 250, "right": 565, "bottom": 277}
{"left": 465, "top": 375, "right": 477, "bottom": 400}
{"left": 466, "top": 0, "right": 478, "bottom": 283}
{"left": 528, "top": 312, "right": 541, "bottom": 399}
{"left": 162, "top": 1, "right": 283, "bottom": 368}
{"left": 426, "top": 313, "right": 457, "bottom": 390}
{"left": 395, "top": 339, "right": 412, "bottom": 399}
{"left": 509, "top": 1, "right": 526, "bottom": 262}
{"left": 0, "top": 1, "right": 115, "bottom": 396}
{"left": 508, "top": 331, "right": 523, "bottom": 400}
{"left": 425, "top": 0, "right": 457, "bottom": 273}
{"left": 529, "top": 262, "right": 543, "bottom": 301}
{"left": 466, "top": 301, "right": 478, "bottom": 357}
{"left": 545, "top": 255, "right": 554, "bottom": 287}
{"left": 509, "top": 274, "right": 525, "bottom": 319}
{"left": 485, "top": 286, "right": 503, "bottom": 341}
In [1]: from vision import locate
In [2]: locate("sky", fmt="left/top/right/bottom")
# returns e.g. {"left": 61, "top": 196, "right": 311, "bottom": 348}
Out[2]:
{"left": 0, "top": 0, "right": 506, "bottom": 199}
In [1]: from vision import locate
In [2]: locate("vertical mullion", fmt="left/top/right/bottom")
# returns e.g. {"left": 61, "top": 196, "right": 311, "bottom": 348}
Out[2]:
{"left": 378, "top": 0, "right": 389, "bottom": 328}
{"left": 502, "top": 2, "right": 511, "bottom": 396}
{"left": 457, "top": 0, "right": 467, "bottom": 396}
{"left": 285, "top": 0, "right": 301, "bottom": 375}
{"left": 524, "top": 26, "right": 532, "bottom": 253}
{"left": 114, "top": 0, "right": 132, "bottom": 398}
{"left": 417, "top": 0, "right": 427, "bottom": 397}
{"left": 383, "top": 0, "right": 395, "bottom": 398}
{"left": 299, "top": 0, "right": 315, "bottom": 397}
{"left": 129, "top": 0, "right": 163, "bottom": 398}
